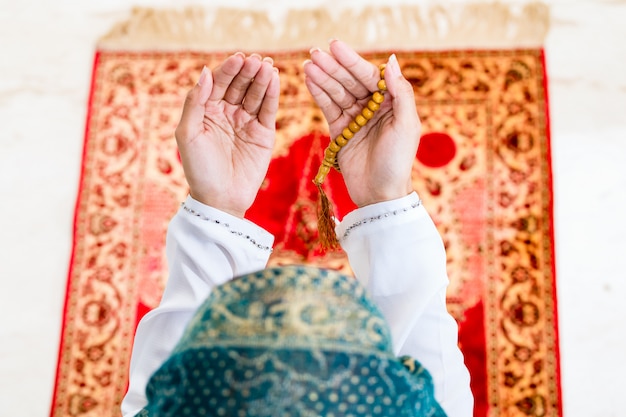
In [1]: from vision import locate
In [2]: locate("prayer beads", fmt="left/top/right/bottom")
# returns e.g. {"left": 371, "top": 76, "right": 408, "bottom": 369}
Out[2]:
{"left": 314, "top": 63, "right": 388, "bottom": 249}
{"left": 313, "top": 64, "right": 387, "bottom": 185}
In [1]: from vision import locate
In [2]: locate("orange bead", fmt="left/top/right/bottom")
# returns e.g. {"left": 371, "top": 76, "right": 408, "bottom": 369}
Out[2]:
{"left": 329, "top": 141, "right": 341, "bottom": 152}
{"left": 348, "top": 121, "right": 361, "bottom": 133}
{"left": 377, "top": 79, "right": 387, "bottom": 91}
{"left": 372, "top": 91, "right": 384, "bottom": 104}
{"left": 325, "top": 148, "right": 336, "bottom": 159}
{"left": 342, "top": 127, "right": 354, "bottom": 139}
{"left": 355, "top": 115, "right": 368, "bottom": 126}
{"left": 322, "top": 159, "right": 333, "bottom": 168}
{"left": 362, "top": 108, "right": 374, "bottom": 120}
{"left": 367, "top": 100, "right": 380, "bottom": 112}
{"left": 336, "top": 135, "right": 348, "bottom": 147}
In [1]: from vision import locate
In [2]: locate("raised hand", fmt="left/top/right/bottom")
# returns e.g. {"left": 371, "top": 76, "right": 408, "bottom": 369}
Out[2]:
{"left": 303, "top": 40, "right": 420, "bottom": 207}
{"left": 175, "top": 53, "right": 280, "bottom": 218}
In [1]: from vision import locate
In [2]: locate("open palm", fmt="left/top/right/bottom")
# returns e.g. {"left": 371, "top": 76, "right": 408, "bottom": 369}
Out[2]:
{"left": 175, "top": 54, "right": 280, "bottom": 218}
{"left": 304, "top": 41, "right": 420, "bottom": 208}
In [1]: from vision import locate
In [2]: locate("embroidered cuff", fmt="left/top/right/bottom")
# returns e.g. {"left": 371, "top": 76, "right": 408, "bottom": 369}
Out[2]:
{"left": 180, "top": 196, "right": 274, "bottom": 252}
{"left": 336, "top": 192, "right": 422, "bottom": 242}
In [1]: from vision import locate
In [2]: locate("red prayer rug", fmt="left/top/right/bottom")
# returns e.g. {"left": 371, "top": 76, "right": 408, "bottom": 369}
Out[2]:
{"left": 51, "top": 6, "right": 560, "bottom": 417}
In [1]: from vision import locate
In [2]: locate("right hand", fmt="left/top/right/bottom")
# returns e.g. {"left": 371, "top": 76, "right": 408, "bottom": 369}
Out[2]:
{"left": 304, "top": 40, "right": 421, "bottom": 207}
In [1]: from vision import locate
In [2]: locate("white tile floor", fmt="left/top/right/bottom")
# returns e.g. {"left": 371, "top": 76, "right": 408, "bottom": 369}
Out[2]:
{"left": 0, "top": 0, "right": 624, "bottom": 416}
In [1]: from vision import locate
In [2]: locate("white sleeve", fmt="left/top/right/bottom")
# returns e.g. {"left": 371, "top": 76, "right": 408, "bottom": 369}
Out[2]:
{"left": 121, "top": 196, "right": 274, "bottom": 417}
{"left": 337, "top": 192, "right": 474, "bottom": 417}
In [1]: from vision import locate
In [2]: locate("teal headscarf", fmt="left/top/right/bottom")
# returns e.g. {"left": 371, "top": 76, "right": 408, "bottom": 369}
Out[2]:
{"left": 137, "top": 266, "right": 446, "bottom": 417}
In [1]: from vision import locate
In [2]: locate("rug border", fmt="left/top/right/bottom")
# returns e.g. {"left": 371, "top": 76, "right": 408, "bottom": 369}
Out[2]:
{"left": 540, "top": 47, "right": 563, "bottom": 417}
{"left": 49, "top": 51, "right": 102, "bottom": 417}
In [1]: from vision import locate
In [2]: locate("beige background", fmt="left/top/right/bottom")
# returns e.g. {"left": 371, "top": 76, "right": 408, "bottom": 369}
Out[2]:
{"left": 1, "top": 0, "right": 624, "bottom": 416}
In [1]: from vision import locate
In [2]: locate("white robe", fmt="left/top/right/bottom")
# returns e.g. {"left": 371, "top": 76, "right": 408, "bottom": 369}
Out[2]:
{"left": 121, "top": 192, "right": 474, "bottom": 417}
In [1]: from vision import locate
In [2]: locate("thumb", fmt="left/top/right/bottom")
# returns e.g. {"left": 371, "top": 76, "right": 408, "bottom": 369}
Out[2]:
{"left": 175, "top": 66, "right": 213, "bottom": 142}
{"left": 383, "top": 54, "right": 419, "bottom": 127}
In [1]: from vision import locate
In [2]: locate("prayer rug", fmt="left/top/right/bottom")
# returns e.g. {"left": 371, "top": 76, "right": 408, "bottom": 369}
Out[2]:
{"left": 50, "top": 5, "right": 560, "bottom": 417}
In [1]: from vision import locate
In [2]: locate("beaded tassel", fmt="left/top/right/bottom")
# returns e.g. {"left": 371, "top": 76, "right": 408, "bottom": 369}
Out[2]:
{"left": 313, "top": 64, "right": 387, "bottom": 250}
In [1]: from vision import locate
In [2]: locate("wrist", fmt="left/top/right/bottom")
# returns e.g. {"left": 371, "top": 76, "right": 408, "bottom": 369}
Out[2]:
{"left": 354, "top": 181, "right": 413, "bottom": 208}
{"left": 189, "top": 190, "right": 247, "bottom": 219}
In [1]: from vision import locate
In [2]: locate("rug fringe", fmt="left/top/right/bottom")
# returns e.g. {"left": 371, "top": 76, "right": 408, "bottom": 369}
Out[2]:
{"left": 98, "top": 3, "right": 550, "bottom": 51}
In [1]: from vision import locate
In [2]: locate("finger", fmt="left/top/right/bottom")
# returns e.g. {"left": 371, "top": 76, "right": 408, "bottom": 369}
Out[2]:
{"left": 309, "top": 46, "right": 371, "bottom": 99}
{"left": 328, "top": 39, "right": 380, "bottom": 92}
{"left": 304, "top": 53, "right": 362, "bottom": 111}
{"left": 384, "top": 54, "right": 420, "bottom": 131}
{"left": 223, "top": 54, "right": 263, "bottom": 105}
{"left": 303, "top": 69, "right": 343, "bottom": 125}
{"left": 242, "top": 58, "right": 275, "bottom": 115}
{"left": 175, "top": 66, "right": 214, "bottom": 143}
{"left": 257, "top": 67, "right": 280, "bottom": 130}
{"left": 208, "top": 53, "right": 246, "bottom": 101}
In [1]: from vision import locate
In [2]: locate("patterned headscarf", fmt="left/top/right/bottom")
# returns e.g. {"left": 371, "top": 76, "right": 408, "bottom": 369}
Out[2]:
{"left": 137, "top": 266, "right": 446, "bottom": 417}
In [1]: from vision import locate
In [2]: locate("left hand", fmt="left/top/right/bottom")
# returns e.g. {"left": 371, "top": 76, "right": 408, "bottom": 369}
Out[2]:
{"left": 175, "top": 53, "right": 280, "bottom": 218}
